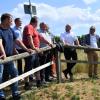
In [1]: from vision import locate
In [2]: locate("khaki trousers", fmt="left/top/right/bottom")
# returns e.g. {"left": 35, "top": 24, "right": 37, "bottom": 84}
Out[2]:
{"left": 87, "top": 51, "right": 98, "bottom": 76}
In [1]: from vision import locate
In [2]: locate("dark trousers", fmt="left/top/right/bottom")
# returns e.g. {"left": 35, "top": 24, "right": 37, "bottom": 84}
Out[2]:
{"left": 24, "top": 54, "right": 40, "bottom": 72}
{"left": 39, "top": 50, "right": 52, "bottom": 81}
{"left": 17, "top": 49, "right": 25, "bottom": 75}
{"left": 39, "top": 53, "right": 47, "bottom": 81}
{"left": 45, "top": 51, "right": 52, "bottom": 80}
{"left": 64, "top": 48, "right": 77, "bottom": 75}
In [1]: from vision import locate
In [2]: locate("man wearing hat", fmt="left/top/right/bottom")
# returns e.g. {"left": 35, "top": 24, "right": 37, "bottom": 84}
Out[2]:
{"left": 84, "top": 26, "right": 100, "bottom": 78}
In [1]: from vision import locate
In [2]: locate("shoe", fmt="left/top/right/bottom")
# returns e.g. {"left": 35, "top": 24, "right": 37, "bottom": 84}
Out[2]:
{"left": 41, "top": 80, "right": 49, "bottom": 87}
{"left": 13, "top": 94, "right": 21, "bottom": 100}
{"left": 0, "top": 96, "right": 6, "bottom": 100}
{"left": 36, "top": 80, "right": 42, "bottom": 88}
{"left": 45, "top": 79, "right": 53, "bottom": 82}
{"left": 63, "top": 70, "right": 68, "bottom": 79}
{"left": 29, "top": 76, "right": 34, "bottom": 82}
{"left": 51, "top": 74, "right": 57, "bottom": 78}
{"left": 88, "top": 74, "right": 92, "bottom": 78}
{"left": 93, "top": 75, "right": 99, "bottom": 79}
{"left": 41, "top": 80, "right": 48, "bottom": 84}
{"left": 24, "top": 82, "right": 32, "bottom": 90}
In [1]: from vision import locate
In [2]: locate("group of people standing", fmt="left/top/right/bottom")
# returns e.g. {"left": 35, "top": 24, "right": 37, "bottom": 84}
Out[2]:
{"left": 0, "top": 12, "right": 99, "bottom": 100}
{"left": 0, "top": 13, "right": 55, "bottom": 100}
{"left": 60, "top": 25, "right": 99, "bottom": 82}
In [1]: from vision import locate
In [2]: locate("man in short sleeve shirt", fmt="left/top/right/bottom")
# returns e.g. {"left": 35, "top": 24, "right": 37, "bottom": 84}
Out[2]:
{"left": 60, "top": 24, "right": 79, "bottom": 82}
{"left": 0, "top": 13, "right": 32, "bottom": 100}
{"left": 23, "top": 17, "right": 53, "bottom": 88}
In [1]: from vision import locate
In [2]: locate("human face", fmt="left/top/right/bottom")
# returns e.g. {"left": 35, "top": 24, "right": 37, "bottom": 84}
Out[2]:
{"left": 16, "top": 19, "right": 22, "bottom": 27}
{"left": 41, "top": 24, "right": 47, "bottom": 32}
{"left": 65, "top": 25, "right": 71, "bottom": 32}
{"left": 90, "top": 29, "right": 95, "bottom": 35}
{"left": 32, "top": 21, "right": 38, "bottom": 28}
{"left": 5, "top": 16, "right": 13, "bottom": 27}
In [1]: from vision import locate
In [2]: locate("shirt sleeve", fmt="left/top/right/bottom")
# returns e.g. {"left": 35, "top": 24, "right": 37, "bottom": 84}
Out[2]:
{"left": 14, "top": 31, "right": 20, "bottom": 40}
{"left": 11, "top": 28, "right": 19, "bottom": 40}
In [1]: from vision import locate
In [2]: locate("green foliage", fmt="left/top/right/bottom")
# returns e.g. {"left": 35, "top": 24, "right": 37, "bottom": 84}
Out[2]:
{"left": 54, "top": 36, "right": 61, "bottom": 43}
{"left": 51, "top": 91, "right": 59, "bottom": 100}
{"left": 71, "top": 95, "right": 80, "bottom": 100}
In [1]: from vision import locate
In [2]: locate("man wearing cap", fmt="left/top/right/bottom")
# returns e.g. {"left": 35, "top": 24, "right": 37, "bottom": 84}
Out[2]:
{"left": 84, "top": 26, "right": 100, "bottom": 78}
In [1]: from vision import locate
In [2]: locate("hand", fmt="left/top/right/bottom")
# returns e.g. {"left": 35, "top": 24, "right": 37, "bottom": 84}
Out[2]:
{"left": 86, "top": 45, "right": 91, "bottom": 48}
{"left": 0, "top": 54, "right": 6, "bottom": 59}
{"left": 35, "top": 48, "right": 41, "bottom": 53}
{"left": 13, "top": 50, "right": 19, "bottom": 55}
{"left": 49, "top": 44, "right": 54, "bottom": 48}
{"left": 78, "top": 44, "right": 81, "bottom": 46}
{"left": 27, "top": 49, "right": 34, "bottom": 54}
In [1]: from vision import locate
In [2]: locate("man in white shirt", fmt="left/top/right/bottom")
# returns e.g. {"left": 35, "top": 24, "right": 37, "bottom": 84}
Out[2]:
{"left": 60, "top": 24, "right": 79, "bottom": 81}
{"left": 38, "top": 22, "right": 54, "bottom": 82}
{"left": 84, "top": 26, "right": 100, "bottom": 78}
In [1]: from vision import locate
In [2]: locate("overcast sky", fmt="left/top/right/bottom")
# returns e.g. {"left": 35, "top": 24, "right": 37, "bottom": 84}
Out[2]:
{"left": 1, "top": 0, "right": 100, "bottom": 36}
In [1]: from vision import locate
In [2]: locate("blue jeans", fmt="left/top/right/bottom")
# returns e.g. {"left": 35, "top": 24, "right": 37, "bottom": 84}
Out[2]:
{"left": 0, "top": 61, "right": 19, "bottom": 97}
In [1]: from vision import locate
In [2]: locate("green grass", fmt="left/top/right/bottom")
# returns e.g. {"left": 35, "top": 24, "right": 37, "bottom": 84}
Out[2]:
{"left": 7, "top": 49, "right": 100, "bottom": 100}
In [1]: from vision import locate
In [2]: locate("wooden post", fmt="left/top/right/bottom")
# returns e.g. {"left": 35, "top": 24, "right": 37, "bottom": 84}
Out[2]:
{"left": 55, "top": 51, "right": 62, "bottom": 83}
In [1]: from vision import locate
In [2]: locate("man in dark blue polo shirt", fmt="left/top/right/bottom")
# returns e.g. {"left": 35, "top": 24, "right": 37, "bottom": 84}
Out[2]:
{"left": 0, "top": 13, "right": 33, "bottom": 100}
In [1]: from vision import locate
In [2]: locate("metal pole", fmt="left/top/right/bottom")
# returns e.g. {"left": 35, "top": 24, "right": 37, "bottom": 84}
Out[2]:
{"left": 55, "top": 51, "right": 62, "bottom": 83}
{"left": 29, "top": 0, "right": 32, "bottom": 18}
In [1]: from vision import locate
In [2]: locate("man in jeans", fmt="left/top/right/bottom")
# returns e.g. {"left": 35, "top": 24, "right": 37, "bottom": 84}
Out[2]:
{"left": 0, "top": 13, "right": 33, "bottom": 100}
{"left": 84, "top": 26, "right": 100, "bottom": 78}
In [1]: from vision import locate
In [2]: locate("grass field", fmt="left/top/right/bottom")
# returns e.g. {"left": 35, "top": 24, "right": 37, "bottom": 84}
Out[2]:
{"left": 12, "top": 73, "right": 100, "bottom": 100}
{"left": 7, "top": 49, "right": 100, "bottom": 100}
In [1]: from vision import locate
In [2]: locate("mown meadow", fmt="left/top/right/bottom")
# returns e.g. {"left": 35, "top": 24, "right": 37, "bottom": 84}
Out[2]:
{"left": 7, "top": 49, "right": 100, "bottom": 100}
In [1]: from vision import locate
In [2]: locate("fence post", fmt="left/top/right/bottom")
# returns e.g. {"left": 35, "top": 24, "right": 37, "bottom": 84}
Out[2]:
{"left": 55, "top": 51, "right": 62, "bottom": 83}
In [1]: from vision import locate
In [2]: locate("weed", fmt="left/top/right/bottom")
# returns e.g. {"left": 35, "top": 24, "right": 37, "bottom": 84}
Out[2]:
{"left": 51, "top": 91, "right": 59, "bottom": 100}
{"left": 71, "top": 95, "right": 80, "bottom": 100}
{"left": 92, "top": 87, "right": 100, "bottom": 96}
{"left": 65, "top": 91, "right": 73, "bottom": 97}
{"left": 60, "top": 96, "right": 65, "bottom": 100}
{"left": 94, "top": 96, "right": 100, "bottom": 100}
{"left": 65, "top": 85, "right": 73, "bottom": 91}
{"left": 76, "top": 90, "right": 80, "bottom": 95}
{"left": 43, "top": 88, "right": 49, "bottom": 94}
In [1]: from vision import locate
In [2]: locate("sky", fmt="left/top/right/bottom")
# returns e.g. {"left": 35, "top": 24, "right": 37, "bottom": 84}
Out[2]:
{"left": 0, "top": 0, "right": 100, "bottom": 36}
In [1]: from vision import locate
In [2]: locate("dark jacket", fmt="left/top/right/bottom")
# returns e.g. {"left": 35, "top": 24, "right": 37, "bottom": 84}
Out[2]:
{"left": 84, "top": 34, "right": 100, "bottom": 53}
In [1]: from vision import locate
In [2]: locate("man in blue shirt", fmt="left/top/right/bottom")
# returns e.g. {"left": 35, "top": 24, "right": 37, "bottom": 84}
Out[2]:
{"left": 13, "top": 18, "right": 24, "bottom": 75}
{"left": 0, "top": 13, "right": 33, "bottom": 100}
